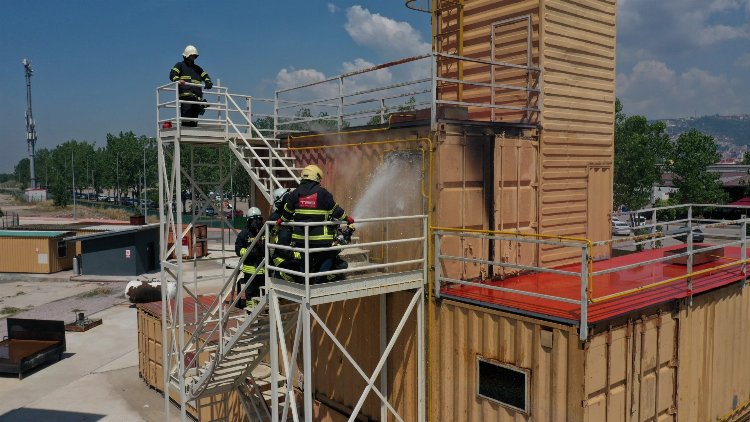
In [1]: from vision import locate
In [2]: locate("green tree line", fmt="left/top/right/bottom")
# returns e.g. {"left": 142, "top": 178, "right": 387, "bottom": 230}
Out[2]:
{"left": 614, "top": 99, "right": 727, "bottom": 211}
{"left": 12, "top": 131, "right": 254, "bottom": 207}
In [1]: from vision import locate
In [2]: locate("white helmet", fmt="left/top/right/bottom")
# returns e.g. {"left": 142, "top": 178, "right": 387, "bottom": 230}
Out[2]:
{"left": 182, "top": 45, "right": 199, "bottom": 58}
{"left": 273, "top": 188, "right": 289, "bottom": 206}
{"left": 248, "top": 207, "right": 262, "bottom": 218}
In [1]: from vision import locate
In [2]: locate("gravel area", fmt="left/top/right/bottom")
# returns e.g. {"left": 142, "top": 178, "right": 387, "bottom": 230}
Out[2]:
{"left": 0, "top": 281, "right": 128, "bottom": 338}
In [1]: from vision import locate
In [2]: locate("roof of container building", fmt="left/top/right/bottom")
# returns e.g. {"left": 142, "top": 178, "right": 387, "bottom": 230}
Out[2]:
{"left": 0, "top": 230, "right": 74, "bottom": 238}
{"left": 441, "top": 244, "right": 746, "bottom": 327}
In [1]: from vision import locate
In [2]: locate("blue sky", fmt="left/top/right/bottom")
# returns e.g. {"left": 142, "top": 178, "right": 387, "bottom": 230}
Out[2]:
{"left": 1, "top": 0, "right": 748, "bottom": 172}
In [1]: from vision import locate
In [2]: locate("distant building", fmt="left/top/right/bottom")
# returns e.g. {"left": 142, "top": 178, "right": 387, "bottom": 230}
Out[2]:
{"left": 24, "top": 188, "right": 47, "bottom": 202}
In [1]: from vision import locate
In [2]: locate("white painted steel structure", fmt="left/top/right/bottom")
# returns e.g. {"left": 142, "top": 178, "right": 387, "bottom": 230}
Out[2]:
{"left": 157, "top": 80, "right": 429, "bottom": 421}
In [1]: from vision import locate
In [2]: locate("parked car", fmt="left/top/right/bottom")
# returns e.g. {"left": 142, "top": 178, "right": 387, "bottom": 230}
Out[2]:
{"left": 612, "top": 220, "right": 632, "bottom": 236}
{"left": 669, "top": 227, "right": 705, "bottom": 243}
{"left": 204, "top": 206, "right": 216, "bottom": 217}
{"left": 97, "top": 194, "right": 108, "bottom": 201}
{"left": 225, "top": 209, "right": 244, "bottom": 218}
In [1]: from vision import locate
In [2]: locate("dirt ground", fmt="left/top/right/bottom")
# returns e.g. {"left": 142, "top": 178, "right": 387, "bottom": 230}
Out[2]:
{"left": 0, "top": 192, "right": 131, "bottom": 221}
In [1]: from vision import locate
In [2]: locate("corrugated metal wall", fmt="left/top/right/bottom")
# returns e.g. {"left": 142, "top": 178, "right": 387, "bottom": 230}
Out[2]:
{"left": 677, "top": 286, "right": 750, "bottom": 421}
{"left": 310, "top": 291, "right": 419, "bottom": 421}
{"left": 583, "top": 312, "right": 677, "bottom": 422}
{"left": 289, "top": 129, "right": 427, "bottom": 421}
{"left": 493, "top": 136, "right": 540, "bottom": 276}
{"left": 0, "top": 237, "right": 71, "bottom": 273}
{"left": 137, "top": 307, "right": 245, "bottom": 421}
{"left": 431, "top": 299, "right": 584, "bottom": 421}
{"left": 434, "top": 123, "right": 493, "bottom": 280}
{"left": 539, "top": 0, "right": 616, "bottom": 265}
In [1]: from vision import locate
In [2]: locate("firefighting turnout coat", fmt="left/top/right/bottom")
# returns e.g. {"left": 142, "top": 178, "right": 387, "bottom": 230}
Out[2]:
{"left": 169, "top": 59, "right": 212, "bottom": 100}
{"left": 235, "top": 227, "right": 265, "bottom": 275}
{"left": 280, "top": 180, "right": 348, "bottom": 248}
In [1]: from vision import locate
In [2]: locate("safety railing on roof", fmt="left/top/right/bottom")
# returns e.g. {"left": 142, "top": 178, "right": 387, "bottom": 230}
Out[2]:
{"left": 435, "top": 204, "right": 750, "bottom": 341}
{"left": 266, "top": 214, "right": 428, "bottom": 297}
{"left": 273, "top": 52, "right": 540, "bottom": 137}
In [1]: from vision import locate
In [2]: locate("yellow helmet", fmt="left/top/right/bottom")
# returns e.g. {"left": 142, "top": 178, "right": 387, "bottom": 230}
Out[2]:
{"left": 300, "top": 164, "right": 323, "bottom": 182}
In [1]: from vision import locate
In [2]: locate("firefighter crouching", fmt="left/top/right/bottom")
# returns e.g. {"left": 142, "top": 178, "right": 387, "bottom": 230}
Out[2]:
{"left": 234, "top": 207, "right": 265, "bottom": 310}
{"left": 277, "top": 164, "right": 354, "bottom": 284}
{"left": 268, "top": 187, "right": 301, "bottom": 282}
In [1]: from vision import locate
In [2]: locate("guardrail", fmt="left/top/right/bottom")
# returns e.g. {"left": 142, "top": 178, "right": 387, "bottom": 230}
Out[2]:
{"left": 265, "top": 214, "right": 428, "bottom": 296}
{"left": 435, "top": 204, "right": 750, "bottom": 341}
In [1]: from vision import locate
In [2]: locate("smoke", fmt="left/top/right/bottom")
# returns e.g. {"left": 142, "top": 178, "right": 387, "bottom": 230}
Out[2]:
{"left": 352, "top": 151, "right": 422, "bottom": 219}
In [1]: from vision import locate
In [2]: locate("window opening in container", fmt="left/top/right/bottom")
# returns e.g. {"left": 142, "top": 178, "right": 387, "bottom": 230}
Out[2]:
{"left": 477, "top": 356, "right": 529, "bottom": 413}
{"left": 57, "top": 241, "right": 68, "bottom": 258}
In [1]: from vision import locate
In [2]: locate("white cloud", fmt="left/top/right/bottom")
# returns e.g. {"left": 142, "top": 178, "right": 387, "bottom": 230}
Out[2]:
{"left": 618, "top": 0, "right": 750, "bottom": 50}
{"left": 327, "top": 3, "right": 339, "bottom": 13}
{"left": 275, "top": 68, "right": 327, "bottom": 91}
{"left": 617, "top": 60, "right": 748, "bottom": 118}
{"left": 344, "top": 5, "right": 430, "bottom": 58}
{"left": 735, "top": 52, "right": 750, "bottom": 68}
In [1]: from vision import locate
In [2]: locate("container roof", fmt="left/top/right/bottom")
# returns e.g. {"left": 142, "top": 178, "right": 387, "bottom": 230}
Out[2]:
{"left": 0, "top": 230, "right": 73, "bottom": 238}
{"left": 442, "top": 244, "right": 746, "bottom": 326}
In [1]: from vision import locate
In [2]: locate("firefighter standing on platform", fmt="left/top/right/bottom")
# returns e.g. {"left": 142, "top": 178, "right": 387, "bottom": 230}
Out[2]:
{"left": 278, "top": 164, "right": 354, "bottom": 282}
{"left": 269, "top": 187, "right": 301, "bottom": 282}
{"left": 235, "top": 207, "right": 265, "bottom": 309}
{"left": 169, "top": 45, "right": 213, "bottom": 127}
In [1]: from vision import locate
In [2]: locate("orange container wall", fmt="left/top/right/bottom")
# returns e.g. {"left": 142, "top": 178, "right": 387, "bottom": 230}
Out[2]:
{"left": 310, "top": 291, "right": 420, "bottom": 421}
{"left": 583, "top": 313, "right": 678, "bottom": 422}
{"left": 430, "top": 299, "right": 584, "bottom": 421}
{"left": 493, "top": 136, "right": 540, "bottom": 276}
{"left": 0, "top": 235, "right": 73, "bottom": 273}
{"left": 677, "top": 286, "right": 750, "bottom": 421}
{"left": 539, "top": 0, "right": 616, "bottom": 265}
{"left": 136, "top": 306, "right": 245, "bottom": 421}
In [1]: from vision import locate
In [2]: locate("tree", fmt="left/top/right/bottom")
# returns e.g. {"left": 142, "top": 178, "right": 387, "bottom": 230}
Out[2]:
{"left": 14, "top": 159, "right": 30, "bottom": 189}
{"left": 742, "top": 151, "right": 750, "bottom": 165}
{"left": 671, "top": 129, "right": 727, "bottom": 204}
{"left": 613, "top": 99, "right": 672, "bottom": 210}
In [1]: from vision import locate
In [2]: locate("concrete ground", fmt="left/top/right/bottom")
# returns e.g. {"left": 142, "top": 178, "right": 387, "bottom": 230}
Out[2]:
{"left": 0, "top": 226, "right": 243, "bottom": 421}
{"left": 0, "top": 258, "right": 187, "bottom": 421}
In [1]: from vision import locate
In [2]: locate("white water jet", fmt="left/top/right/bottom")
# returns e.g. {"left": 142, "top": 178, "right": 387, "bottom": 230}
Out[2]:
{"left": 352, "top": 152, "right": 422, "bottom": 219}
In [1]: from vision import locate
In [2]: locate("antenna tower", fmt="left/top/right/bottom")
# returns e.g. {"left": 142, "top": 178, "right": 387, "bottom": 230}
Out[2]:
{"left": 22, "top": 59, "right": 37, "bottom": 189}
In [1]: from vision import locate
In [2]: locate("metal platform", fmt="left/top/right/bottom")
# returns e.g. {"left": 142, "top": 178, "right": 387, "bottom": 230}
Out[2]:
{"left": 158, "top": 126, "right": 270, "bottom": 145}
{"left": 269, "top": 270, "right": 425, "bottom": 305}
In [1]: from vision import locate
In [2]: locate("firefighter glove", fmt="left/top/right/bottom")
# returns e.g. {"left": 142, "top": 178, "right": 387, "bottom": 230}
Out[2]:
{"left": 204, "top": 81, "right": 213, "bottom": 90}
{"left": 275, "top": 218, "right": 283, "bottom": 225}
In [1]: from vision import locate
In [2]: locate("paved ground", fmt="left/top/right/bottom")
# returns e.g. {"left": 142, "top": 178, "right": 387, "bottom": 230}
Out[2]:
{"left": 0, "top": 212, "right": 239, "bottom": 420}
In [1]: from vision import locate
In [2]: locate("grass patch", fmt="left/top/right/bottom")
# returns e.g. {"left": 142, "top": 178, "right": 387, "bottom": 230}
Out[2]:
{"left": 99, "top": 207, "right": 130, "bottom": 221}
{"left": 76, "top": 287, "right": 113, "bottom": 298}
{"left": 0, "top": 306, "right": 32, "bottom": 316}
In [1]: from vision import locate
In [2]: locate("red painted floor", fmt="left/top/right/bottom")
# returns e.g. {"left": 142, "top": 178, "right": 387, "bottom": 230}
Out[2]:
{"left": 440, "top": 244, "right": 747, "bottom": 324}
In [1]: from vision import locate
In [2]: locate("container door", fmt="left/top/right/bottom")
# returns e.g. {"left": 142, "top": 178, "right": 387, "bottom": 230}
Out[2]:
{"left": 587, "top": 165, "right": 612, "bottom": 260}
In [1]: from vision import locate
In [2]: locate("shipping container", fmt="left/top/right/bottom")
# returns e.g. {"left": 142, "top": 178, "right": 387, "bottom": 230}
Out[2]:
{"left": 0, "top": 230, "right": 74, "bottom": 273}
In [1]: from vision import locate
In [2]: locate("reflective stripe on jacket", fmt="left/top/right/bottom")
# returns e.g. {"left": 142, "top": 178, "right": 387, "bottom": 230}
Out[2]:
{"left": 280, "top": 180, "right": 347, "bottom": 247}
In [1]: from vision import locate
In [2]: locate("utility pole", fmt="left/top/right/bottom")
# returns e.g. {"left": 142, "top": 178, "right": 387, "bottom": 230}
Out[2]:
{"left": 72, "top": 151, "right": 77, "bottom": 219}
{"left": 22, "top": 59, "right": 37, "bottom": 189}
{"left": 143, "top": 146, "right": 147, "bottom": 222}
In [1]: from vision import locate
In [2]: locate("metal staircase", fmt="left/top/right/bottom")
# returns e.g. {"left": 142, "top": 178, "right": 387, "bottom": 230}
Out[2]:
{"left": 158, "top": 82, "right": 428, "bottom": 421}
{"left": 183, "top": 296, "right": 299, "bottom": 401}
{"left": 157, "top": 83, "right": 300, "bottom": 204}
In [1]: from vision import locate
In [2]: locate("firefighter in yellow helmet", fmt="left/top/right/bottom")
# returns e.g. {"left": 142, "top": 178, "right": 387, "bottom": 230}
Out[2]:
{"left": 169, "top": 45, "right": 213, "bottom": 127}
{"left": 278, "top": 164, "right": 354, "bottom": 283}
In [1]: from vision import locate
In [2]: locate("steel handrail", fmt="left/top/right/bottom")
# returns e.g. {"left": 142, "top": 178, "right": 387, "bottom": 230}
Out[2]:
{"left": 434, "top": 204, "right": 750, "bottom": 341}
